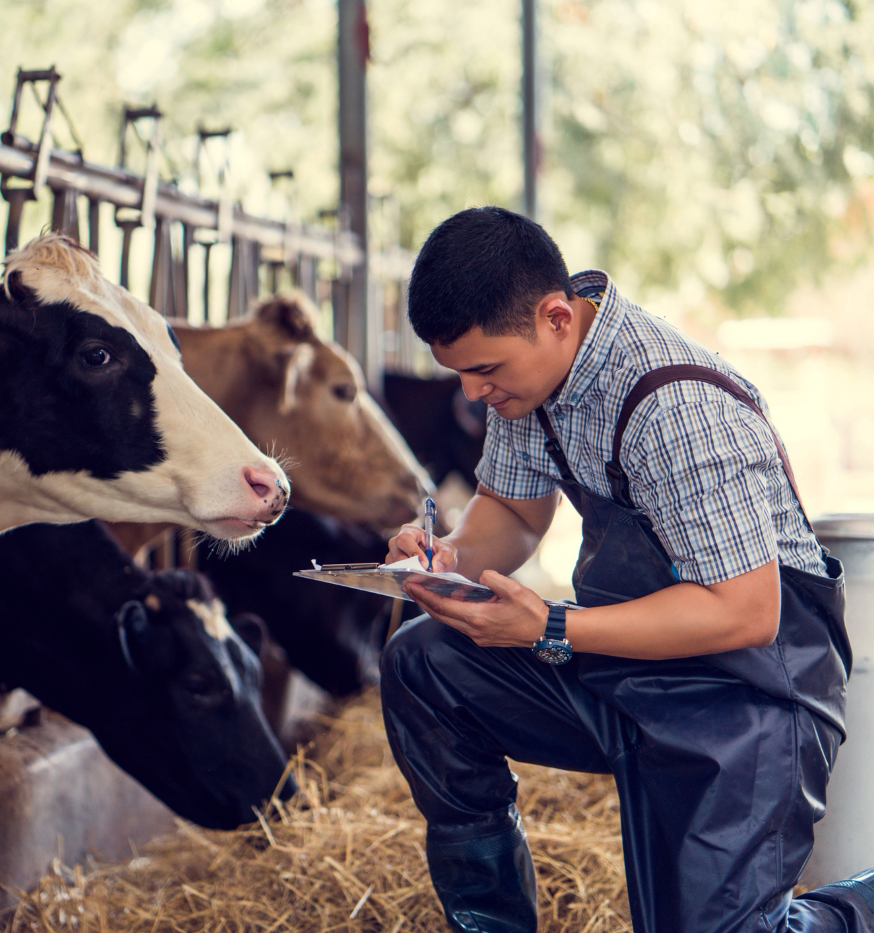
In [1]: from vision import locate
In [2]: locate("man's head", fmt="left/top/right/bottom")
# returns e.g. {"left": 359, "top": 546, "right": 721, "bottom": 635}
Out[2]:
{"left": 408, "top": 208, "right": 594, "bottom": 420}
{"left": 407, "top": 206, "right": 572, "bottom": 346}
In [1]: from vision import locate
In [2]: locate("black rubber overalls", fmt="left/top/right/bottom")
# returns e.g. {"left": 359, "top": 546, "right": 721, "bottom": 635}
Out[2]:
{"left": 380, "top": 366, "right": 867, "bottom": 932}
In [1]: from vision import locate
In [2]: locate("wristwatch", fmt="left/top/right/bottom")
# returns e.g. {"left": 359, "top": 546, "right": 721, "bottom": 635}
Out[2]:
{"left": 532, "top": 604, "right": 573, "bottom": 664}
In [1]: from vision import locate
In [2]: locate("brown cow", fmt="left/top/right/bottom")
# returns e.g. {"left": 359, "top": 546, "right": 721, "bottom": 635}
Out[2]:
{"left": 111, "top": 293, "right": 429, "bottom": 559}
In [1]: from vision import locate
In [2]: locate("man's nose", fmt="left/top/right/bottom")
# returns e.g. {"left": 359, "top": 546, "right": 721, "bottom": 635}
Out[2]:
{"left": 459, "top": 375, "right": 492, "bottom": 401}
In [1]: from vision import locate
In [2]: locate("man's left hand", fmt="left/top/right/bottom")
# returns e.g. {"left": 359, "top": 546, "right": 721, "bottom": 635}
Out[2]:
{"left": 403, "top": 570, "right": 549, "bottom": 648}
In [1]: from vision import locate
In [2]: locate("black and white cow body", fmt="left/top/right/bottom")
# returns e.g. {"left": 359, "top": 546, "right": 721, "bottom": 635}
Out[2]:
{"left": 0, "top": 521, "right": 295, "bottom": 829}
{"left": 0, "top": 235, "right": 289, "bottom": 541}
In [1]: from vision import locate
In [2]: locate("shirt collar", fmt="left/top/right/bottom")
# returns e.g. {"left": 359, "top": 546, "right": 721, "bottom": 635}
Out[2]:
{"left": 545, "top": 270, "right": 625, "bottom": 411}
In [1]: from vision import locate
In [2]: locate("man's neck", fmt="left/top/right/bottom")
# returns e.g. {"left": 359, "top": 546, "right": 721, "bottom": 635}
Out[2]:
{"left": 569, "top": 293, "right": 598, "bottom": 355}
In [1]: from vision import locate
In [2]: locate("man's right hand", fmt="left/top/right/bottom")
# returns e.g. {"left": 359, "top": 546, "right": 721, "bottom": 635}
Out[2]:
{"left": 386, "top": 524, "right": 458, "bottom": 573}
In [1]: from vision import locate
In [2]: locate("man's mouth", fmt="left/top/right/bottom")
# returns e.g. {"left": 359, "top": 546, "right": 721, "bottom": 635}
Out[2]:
{"left": 486, "top": 396, "right": 512, "bottom": 409}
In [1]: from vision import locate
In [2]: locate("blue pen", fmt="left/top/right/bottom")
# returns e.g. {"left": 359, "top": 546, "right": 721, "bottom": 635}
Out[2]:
{"left": 424, "top": 497, "right": 437, "bottom": 572}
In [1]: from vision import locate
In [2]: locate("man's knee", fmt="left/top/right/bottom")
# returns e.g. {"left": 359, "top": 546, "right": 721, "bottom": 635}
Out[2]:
{"left": 381, "top": 613, "right": 430, "bottom": 679}
{"left": 380, "top": 613, "right": 460, "bottom": 695}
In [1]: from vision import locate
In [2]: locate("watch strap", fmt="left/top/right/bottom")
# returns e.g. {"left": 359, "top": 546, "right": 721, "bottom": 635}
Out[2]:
{"left": 544, "top": 604, "right": 566, "bottom": 641}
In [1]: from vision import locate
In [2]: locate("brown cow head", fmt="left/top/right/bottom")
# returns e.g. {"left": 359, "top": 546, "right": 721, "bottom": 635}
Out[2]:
{"left": 169, "top": 294, "right": 430, "bottom": 530}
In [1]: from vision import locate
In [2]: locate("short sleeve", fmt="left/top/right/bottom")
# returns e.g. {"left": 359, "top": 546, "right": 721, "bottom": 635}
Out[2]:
{"left": 475, "top": 408, "right": 559, "bottom": 500}
{"left": 626, "top": 398, "right": 780, "bottom": 585}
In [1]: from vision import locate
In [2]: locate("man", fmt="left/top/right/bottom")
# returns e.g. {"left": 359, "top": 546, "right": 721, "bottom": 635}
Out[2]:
{"left": 380, "top": 206, "right": 874, "bottom": 932}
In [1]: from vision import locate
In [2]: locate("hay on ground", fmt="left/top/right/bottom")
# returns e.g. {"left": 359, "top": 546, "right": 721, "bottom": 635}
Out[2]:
{"left": 3, "top": 688, "right": 630, "bottom": 933}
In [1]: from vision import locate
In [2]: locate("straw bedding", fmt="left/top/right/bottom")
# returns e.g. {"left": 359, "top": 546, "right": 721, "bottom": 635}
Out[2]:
{"left": 3, "top": 687, "right": 631, "bottom": 933}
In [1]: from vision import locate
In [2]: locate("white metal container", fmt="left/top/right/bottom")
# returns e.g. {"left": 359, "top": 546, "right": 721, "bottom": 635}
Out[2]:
{"left": 802, "top": 514, "right": 874, "bottom": 886}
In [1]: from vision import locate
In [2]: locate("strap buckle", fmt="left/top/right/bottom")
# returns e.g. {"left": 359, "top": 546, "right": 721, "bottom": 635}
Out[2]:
{"left": 605, "top": 459, "right": 634, "bottom": 509}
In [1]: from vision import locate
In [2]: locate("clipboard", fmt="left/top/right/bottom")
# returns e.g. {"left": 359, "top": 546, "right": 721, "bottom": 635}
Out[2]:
{"left": 294, "top": 556, "right": 582, "bottom": 608}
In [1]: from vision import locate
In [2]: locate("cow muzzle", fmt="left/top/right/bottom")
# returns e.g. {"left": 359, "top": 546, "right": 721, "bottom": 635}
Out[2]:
{"left": 244, "top": 469, "right": 291, "bottom": 523}
{"left": 197, "top": 467, "right": 290, "bottom": 542}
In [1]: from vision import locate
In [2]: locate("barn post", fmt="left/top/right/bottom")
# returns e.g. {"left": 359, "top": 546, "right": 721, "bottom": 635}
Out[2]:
{"left": 50, "top": 186, "right": 80, "bottom": 240}
{"left": 1, "top": 67, "right": 64, "bottom": 253}
{"left": 337, "top": 0, "right": 370, "bottom": 375}
{"left": 87, "top": 197, "right": 101, "bottom": 254}
{"left": 522, "top": 0, "right": 540, "bottom": 220}
{"left": 175, "top": 222, "right": 192, "bottom": 320}
{"left": 1, "top": 188, "right": 31, "bottom": 254}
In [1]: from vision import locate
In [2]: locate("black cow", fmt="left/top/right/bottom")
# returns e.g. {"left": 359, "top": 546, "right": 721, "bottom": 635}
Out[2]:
{"left": 382, "top": 371, "right": 487, "bottom": 489}
{"left": 201, "top": 508, "right": 400, "bottom": 697}
{"left": 0, "top": 521, "right": 295, "bottom": 830}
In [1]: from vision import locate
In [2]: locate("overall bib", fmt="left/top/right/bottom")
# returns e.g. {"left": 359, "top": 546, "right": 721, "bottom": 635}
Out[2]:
{"left": 380, "top": 367, "right": 868, "bottom": 933}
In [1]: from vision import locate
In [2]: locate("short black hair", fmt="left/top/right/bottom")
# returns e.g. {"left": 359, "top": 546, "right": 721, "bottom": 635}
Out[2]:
{"left": 407, "top": 206, "right": 573, "bottom": 346}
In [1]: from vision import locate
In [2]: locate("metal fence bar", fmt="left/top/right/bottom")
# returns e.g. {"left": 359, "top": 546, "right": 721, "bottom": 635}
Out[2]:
{"left": 0, "top": 140, "right": 363, "bottom": 266}
{"left": 0, "top": 139, "right": 419, "bottom": 369}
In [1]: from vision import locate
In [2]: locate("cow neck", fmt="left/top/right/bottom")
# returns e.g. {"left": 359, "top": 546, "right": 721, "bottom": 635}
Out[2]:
{"left": 0, "top": 452, "right": 94, "bottom": 532}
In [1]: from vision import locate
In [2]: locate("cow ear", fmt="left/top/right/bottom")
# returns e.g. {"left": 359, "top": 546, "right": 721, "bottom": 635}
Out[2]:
{"left": 254, "top": 294, "right": 316, "bottom": 341}
{"left": 116, "top": 601, "right": 151, "bottom": 675}
{"left": 452, "top": 388, "right": 488, "bottom": 438}
{"left": 280, "top": 342, "right": 316, "bottom": 411}
{"left": 230, "top": 612, "right": 266, "bottom": 657}
{"left": 116, "top": 600, "right": 177, "bottom": 677}
{"left": 2, "top": 269, "right": 36, "bottom": 306}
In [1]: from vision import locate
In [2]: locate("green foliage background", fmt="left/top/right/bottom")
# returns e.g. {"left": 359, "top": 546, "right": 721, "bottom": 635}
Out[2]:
{"left": 2, "top": 0, "right": 873, "bottom": 314}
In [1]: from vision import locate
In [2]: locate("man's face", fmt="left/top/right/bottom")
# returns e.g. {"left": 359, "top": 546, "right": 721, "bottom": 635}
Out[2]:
{"left": 431, "top": 323, "right": 570, "bottom": 420}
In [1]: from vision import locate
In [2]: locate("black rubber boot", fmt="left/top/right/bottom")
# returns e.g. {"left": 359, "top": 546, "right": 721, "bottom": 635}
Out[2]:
{"left": 425, "top": 804, "right": 538, "bottom": 933}
{"left": 789, "top": 868, "right": 874, "bottom": 931}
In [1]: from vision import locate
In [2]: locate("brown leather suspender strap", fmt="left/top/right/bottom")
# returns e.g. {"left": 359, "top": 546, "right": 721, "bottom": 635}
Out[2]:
{"left": 534, "top": 405, "right": 585, "bottom": 515}
{"left": 608, "top": 364, "right": 806, "bottom": 516}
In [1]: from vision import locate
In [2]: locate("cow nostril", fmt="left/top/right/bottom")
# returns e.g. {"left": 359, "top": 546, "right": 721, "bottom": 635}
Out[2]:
{"left": 243, "top": 467, "right": 274, "bottom": 500}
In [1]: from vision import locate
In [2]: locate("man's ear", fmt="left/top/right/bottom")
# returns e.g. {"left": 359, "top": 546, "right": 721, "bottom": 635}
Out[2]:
{"left": 539, "top": 295, "right": 575, "bottom": 338}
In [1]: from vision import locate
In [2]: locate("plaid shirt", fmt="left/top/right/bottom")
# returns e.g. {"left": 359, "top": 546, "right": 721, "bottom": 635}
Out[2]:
{"left": 475, "top": 270, "right": 827, "bottom": 585}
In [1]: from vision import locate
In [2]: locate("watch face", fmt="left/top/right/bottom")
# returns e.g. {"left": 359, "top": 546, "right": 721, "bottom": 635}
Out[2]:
{"left": 534, "top": 639, "right": 572, "bottom": 665}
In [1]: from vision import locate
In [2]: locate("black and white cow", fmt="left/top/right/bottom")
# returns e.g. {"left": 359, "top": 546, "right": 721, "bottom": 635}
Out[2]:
{"left": 0, "top": 521, "right": 295, "bottom": 829}
{"left": 0, "top": 235, "right": 288, "bottom": 541}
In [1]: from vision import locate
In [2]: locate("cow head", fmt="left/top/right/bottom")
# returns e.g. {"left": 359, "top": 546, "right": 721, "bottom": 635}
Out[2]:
{"left": 170, "top": 293, "right": 431, "bottom": 530}
{"left": 0, "top": 521, "right": 294, "bottom": 830}
{"left": 0, "top": 235, "right": 289, "bottom": 542}
{"left": 112, "top": 570, "right": 295, "bottom": 828}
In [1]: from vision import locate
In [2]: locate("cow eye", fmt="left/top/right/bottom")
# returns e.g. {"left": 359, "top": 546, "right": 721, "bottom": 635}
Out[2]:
{"left": 184, "top": 674, "right": 216, "bottom": 696}
{"left": 81, "top": 346, "right": 112, "bottom": 368}
{"left": 183, "top": 673, "right": 230, "bottom": 703}
{"left": 331, "top": 382, "right": 357, "bottom": 402}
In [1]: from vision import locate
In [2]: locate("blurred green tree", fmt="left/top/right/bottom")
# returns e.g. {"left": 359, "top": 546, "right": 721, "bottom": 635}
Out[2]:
{"left": 1, "top": 0, "right": 873, "bottom": 313}
{"left": 543, "top": 0, "right": 874, "bottom": 312}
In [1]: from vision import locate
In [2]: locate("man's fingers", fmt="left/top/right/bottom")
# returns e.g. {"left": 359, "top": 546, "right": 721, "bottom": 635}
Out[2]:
{"left": 479, "top": 569, "right": 520, "bottom": 596}
{"left": 405, "top": 584, "right": 479, "bottom": 624}
{"left": 389, "top": 528, "right": 427, "bottom": 562}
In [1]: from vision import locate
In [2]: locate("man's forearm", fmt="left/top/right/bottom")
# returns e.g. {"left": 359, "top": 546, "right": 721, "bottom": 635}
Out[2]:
{"left": 446, "top": 489, "right": 556, "bottom": 581}
{"left": 564, "top": 559, "right": 782, "bottom": 659}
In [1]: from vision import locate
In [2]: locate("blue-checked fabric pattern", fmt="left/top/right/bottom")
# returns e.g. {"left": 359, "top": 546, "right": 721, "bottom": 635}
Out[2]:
{"left": 475, "top": 270, "right": 828, "bottom": 585}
